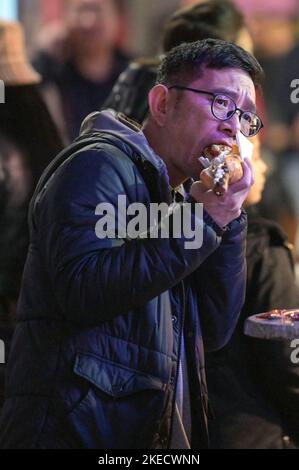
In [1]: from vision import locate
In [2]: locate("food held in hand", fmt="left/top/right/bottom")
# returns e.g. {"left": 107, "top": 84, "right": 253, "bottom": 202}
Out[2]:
{"left": 199, "top": 143, "right": 243, "bottom": 196}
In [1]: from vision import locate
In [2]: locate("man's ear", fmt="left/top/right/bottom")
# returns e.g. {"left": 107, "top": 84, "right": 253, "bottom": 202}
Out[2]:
{"left": 148, "top": 84, "right": 169, "bottom": 127}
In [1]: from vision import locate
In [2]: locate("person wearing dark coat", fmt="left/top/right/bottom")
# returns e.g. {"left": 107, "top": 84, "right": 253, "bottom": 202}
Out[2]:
{"left": 206, "top": 140, "right": 299, "bottom": 449}
{"left": 0, "top": 39, "right": 262, "bottom": 449}
{"left": 0, "top": 20, "right": 63, "bottom": 411}
{"left": 104, "top": 0, "right": 299, "bottom": 448}
{"left": 33, "top": 0, "right": 130, "bottom": 142}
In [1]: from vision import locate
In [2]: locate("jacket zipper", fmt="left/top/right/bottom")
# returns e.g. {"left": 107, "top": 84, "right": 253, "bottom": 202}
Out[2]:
{"left": 167, "top": 280, "right": 186, "bottom": 448}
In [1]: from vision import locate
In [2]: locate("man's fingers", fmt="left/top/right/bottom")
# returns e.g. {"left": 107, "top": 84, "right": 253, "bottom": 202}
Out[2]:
{"left": 230, "top": 157, "right": 254, "bottom": 194}
{"left": 190, "top": 180, "right": 210, "bottom": 201}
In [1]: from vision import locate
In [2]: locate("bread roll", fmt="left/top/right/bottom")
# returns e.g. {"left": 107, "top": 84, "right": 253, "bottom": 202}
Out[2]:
{"left": 200, "top": 144, "right": 243, "bottom": 195}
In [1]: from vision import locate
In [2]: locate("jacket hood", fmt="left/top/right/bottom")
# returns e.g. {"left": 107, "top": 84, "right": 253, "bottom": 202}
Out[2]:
{"left": 79, "top": 109, "right": 168, "bottom": 179}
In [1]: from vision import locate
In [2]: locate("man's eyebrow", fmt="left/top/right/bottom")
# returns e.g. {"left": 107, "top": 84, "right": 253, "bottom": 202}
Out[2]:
{"left": 244, "top": 98, "right": 256, "bottom": 113}
{"left": 213, "top": 88, "right": 257, "bottom": 112}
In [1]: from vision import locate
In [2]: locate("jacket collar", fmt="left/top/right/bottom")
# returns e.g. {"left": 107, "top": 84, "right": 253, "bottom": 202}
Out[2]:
{"left": 80, "top": 109, "right": 169, "bottom": 182}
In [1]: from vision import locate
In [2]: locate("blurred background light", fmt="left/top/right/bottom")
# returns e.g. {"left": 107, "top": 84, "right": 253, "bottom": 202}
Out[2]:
{"left": 0, "top": 0, "right": 18, "bottom": 20}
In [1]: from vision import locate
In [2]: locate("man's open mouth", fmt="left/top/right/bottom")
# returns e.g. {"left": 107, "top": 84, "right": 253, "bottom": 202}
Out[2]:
{"left": 202, "top": 144, "right": 232, "bottom": 159}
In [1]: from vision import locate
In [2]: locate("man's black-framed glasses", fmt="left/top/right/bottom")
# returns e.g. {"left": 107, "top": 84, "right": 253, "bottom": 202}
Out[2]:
{"left": 168, "top": 85, "right": 264, "bottom": 137}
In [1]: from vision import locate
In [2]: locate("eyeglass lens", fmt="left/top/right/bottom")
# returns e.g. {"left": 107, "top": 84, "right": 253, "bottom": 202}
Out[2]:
{"left": 212, "top": 95, "right": 261, "bottom": 136}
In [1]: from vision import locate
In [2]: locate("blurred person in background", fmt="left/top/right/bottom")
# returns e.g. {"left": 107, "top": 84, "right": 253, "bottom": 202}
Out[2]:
{"left": 105, "top": 0, "right": 253, "bottom": 122}
{"left": 106, "top": 0, "right": 299, "bottom": 448}
{"left": 233, "top": 0, "right": 299, "bottom": 149}
{"left": 0, "top": 20, "right": 63, "bottom": 410}
{"left": 144, "top": 0, "right": 299, "bottom": 248}
{"left": 33, "top": 0, "right": 130, "bottom": 142}
{"left": 206, "top": 139, "right": 299, "bottom": 449}
{"left": 233, "top": 0, "right": 299, "bottom": 248}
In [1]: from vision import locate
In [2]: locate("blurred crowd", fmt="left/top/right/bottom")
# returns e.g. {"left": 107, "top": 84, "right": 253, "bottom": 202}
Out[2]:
{"left": 1, "top": 0, "right": 299, "bottom": 449}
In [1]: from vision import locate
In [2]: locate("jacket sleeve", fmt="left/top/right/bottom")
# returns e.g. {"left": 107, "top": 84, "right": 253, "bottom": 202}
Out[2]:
{"left": 190, "top": 211, "right": 248, "bottom": 352}
{"left": 35, "top": 148, "right": 223, "bottom": 326}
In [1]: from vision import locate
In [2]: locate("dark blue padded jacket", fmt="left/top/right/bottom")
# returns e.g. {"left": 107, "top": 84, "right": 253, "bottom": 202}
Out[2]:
{"left": 0, "top": 110, "right": 247, "bottom": 449}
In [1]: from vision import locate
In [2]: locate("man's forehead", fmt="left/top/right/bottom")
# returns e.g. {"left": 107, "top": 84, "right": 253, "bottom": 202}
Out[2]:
{"left": 190, "top": 67, "right": 256, "bottom": 105}
{"left": 193, "top": 66, "right": 253, "bottom": 85}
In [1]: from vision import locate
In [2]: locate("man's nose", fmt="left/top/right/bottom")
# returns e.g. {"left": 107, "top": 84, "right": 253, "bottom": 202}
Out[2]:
{"left": 218, "top": 113, "right": 241, "bottom": 137}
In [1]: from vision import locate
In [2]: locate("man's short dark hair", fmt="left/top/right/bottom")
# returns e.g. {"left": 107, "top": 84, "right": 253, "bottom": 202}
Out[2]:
{"left": 157, "top": 38, "right": 264, "bottom": 88}
{"left": 163, "top": 0, "right": 244, "bottom": 52}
